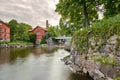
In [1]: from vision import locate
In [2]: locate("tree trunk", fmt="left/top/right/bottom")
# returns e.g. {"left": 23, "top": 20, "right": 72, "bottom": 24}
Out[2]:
{"left": 82, "top": 0, "right": 90, "bottom": 27}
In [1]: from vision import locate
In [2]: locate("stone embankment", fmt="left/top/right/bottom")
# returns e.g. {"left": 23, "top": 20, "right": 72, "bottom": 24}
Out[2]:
{"left": 63, "top": 54, "right": 120, "bottom": 80}
{"left": 63, "top": 35, "right": 120, "bottom": 80}
{"left": 0, "top": 44, "right": 33, "bottom": 48}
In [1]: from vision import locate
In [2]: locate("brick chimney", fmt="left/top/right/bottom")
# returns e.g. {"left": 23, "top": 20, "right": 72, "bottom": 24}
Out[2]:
{"left": 46, "top": 20, "right": 49, "bottom": 29}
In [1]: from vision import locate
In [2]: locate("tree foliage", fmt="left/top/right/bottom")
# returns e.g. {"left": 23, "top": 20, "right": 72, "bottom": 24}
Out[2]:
{"left": 104, "top": 0, "right": 120, "bottom": 18}
{"left": 7, "top": 19, "right": 33, "bottom": 42}
{"left": 55, "top": 0, "right": 120, "bottom": 36}
{"left": 56, "top": 0, "right": 98, "bottom": 34}
{"left": 46, "top": 26, "right": 60, "bottom": 37}
{"left": 72, "top": 14, "right": 120, "bottom": 54}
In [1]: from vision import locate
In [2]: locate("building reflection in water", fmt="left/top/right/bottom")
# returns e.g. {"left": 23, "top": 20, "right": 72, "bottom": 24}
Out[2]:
{"left": 0, "top": 48, "right": 11, "bottom": 64}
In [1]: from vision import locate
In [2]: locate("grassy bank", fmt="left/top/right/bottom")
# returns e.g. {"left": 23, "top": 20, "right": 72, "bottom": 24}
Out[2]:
{"left": 0, "top": 41, "right": 33, "bottom": 45}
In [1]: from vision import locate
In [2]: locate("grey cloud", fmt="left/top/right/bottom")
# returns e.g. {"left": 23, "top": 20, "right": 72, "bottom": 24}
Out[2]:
{"left": 0, "top": 0, "right": 59, "bottom": 27}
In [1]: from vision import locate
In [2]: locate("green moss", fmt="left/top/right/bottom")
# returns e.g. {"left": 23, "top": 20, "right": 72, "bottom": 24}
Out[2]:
{"left": 94, "top": 57, "right": 117, "bottom": 65}
{"left": 72, "top": 14, "right": 120, "bottom": 54}
{"left": 114, "top": 77, "right": 120, "bottom": 80}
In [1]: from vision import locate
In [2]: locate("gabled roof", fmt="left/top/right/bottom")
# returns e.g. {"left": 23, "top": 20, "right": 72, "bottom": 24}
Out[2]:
{"left": 0, "top": 19, "right": 10, "bottom": 28}
{"left": 28, "top": 26, "right": 46, "bottom": 32}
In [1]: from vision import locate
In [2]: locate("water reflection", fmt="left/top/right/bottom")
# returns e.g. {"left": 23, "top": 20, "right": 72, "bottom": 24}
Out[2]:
{"left": 0, "top": 47, "right": 92, "bottom": 80}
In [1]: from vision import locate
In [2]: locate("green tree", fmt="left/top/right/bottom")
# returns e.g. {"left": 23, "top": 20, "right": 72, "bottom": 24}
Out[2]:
{"left": 55, "top": 0, "right": 120, "bottom": 36}
{"left": 7, "top": 19, "right": 32, "bottom": 42}
{"left": 47, "top": 26, "right": 60, "bottom": 37}
{"left": 28, "top": 33, "right": 36, "bottom": 43}
{"left": 104, "top": 0, "right": 120, "bottom": 18}
{"left": 55, "top": 0, "right": 98, "bottom": 35}
{"left": 7, "top": 19, "right": 18, "bottom": 41}
{"left": 17, "top": 23, "right": 32, "bottom": 41}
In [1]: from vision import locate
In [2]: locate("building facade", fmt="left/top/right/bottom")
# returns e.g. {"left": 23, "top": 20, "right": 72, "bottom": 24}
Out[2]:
{"left": 29, "top": 26, "right": 46, "bottom": 44}
{"left": 0, "top": 20, "right": 10, "bottom": 42}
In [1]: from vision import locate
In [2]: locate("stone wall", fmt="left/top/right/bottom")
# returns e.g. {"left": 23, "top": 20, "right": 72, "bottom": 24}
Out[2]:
{"left": 65, "top": 35, "right": 120, "bottom": 80}
{"left": 0, "top": 44, "right": 33, "bottom": 48}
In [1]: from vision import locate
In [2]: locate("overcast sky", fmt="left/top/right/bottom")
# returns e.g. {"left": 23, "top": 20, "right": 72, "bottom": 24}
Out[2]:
{"left": 0, "top": 0, "right": 60, "bottom": 28}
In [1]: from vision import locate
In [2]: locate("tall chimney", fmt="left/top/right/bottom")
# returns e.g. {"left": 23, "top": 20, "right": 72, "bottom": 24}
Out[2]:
{"left": 46, "top": 20, "right": 48, "bottom": 29}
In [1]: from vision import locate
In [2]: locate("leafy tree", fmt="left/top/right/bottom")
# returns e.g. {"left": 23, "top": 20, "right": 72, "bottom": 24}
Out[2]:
{"left": 7, "top": 19, "right": 32, "bottom": 42}
{"left": 55, "top": 0, "right": 98, "bottom": 35}
{"left": 17, "top": 23, "right": 32, "bottom": 41}
{"left": 7, "top": 19, "right": 18, "bottom": 41}
{"left": 104, "top": 0, "right": 120, "bottom": 18}
{"left": 28, "top": 33, "right": 36, "bottom": 43}
{"left": 47, "top": 26, "right": 60, "bottom": 37}
{"left": 55, "top": 0, "right": 120, "bottom": 36}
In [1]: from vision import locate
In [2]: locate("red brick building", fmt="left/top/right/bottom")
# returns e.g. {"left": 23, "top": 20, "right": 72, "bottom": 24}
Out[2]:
{"left": 29, "top": 26, "right": 46, "bottom": 44}
{"left": 28, "top": 20, "right": 49, "bottom": 44}
{"left": 0, "top": 20, "right": 10, "bottom": 42}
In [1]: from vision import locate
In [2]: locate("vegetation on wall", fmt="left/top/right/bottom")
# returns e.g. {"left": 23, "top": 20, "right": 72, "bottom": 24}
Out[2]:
{"left": 94, "top": 57, "right": 117, "bottom": 65}
{"left": 72, "top": 14, "right": 120, "bottom": 54}
{"left": 114, "top": 77, "right": 120, "bottom": 80}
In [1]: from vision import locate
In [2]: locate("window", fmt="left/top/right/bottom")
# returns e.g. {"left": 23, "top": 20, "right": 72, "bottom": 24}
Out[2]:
{"left": 4, "top": 34, "right": 6, "bottom": 37}
{"left": 0, "top": 23, "right": 2, "bottom": 33}
{"left": 4, "top": 29, "right": 6, "bottom": 32}
{"left": 0, "top": 23, "right": 2, "bottom": 26}
{"left": 0, "top": 28, "right": 1, "bottom": 32}
{"left": 36, "top": 32, "right": 40, "bottom": 35}
{"left": 0, "top": 23, "right": 2, "bottom": 28}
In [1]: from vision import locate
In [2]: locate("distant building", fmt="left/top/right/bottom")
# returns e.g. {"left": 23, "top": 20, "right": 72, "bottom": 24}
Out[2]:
{"left": 0, "top": 20, "right": 10, "bottom": 42}
{"left": 29, "top": 26, "right": 46, "bottom": 44}
{"left": 28, "top": 20, "right": 49, "bottom": 45}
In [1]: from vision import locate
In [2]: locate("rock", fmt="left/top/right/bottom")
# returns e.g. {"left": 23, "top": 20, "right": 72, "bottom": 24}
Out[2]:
{"left": 67, "top": 34, "right": 120, "bottom": 80}
{"left": 95, "top": 69, "right": 105, "bottom": 78}
{"left": 83, "top": 67, "right": 87, "bottom": 73}
{"left": 0, "top": 44, "right": 33, "bottom": 48}
{"left": 106, "top": 77, "right": 113, "bottom": 80}
{"left": 107, "top": 35, "right": 119, "bottom": 45}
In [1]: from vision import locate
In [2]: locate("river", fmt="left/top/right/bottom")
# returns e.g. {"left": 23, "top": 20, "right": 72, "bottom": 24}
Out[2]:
{"left": 0, "top": 47, "right": 93, "bottom": 80}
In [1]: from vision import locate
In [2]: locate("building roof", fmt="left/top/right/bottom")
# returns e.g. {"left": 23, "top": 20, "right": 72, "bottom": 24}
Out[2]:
{"left": 55, "top": 37, "right": 72, "bottom": 40}
{"left": 28, "top": 26, "right": 46, "bottom": 32}
{"left": 0, "top": 19, "right": 10, "bottom": 28}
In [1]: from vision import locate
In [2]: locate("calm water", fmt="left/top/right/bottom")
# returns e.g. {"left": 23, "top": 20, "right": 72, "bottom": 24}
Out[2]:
{"left": 0, "top": 47, "right": 93, "bottom": 80}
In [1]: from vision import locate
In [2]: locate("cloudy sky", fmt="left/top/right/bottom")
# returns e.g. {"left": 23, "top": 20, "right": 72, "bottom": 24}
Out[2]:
{"left": 0, "top": 0, "right": 60, "bottom": 28}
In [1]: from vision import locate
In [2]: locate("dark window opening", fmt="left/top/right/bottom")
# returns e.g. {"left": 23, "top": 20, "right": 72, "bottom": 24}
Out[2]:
{"left": 0, "top": 28, "right": 1, "bottom": 32}
{"left": 4, "top": 29, "right": 6, "bottom": 32}
{"left": 0, "top": 23, "right": 2, "bottom": 26}
{"left": 4, "top": 34, "right": 6, "bottom": 37}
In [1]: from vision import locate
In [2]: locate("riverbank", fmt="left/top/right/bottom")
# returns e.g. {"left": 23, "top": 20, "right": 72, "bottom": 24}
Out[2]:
{"left": 0, "top": 41, "right": 34, "bottom": 48}
{"left": 62, "top": 54, "right": 120, "bottom": 80}
{"left": 63, "top": 15, "right": 120, "bottom": 80}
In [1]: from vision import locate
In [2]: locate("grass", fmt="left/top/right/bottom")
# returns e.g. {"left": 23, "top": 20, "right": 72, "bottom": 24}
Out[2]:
{"left": 114, "top": 77, "right": 120, "bottom": 80}
{"left": 0, "top": 41, "right": 33, "bottom": 45}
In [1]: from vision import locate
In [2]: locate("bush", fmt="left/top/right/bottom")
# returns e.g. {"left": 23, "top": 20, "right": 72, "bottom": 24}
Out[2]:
{"left": 72, "top": 14, "right": 120, "bottom": 53}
